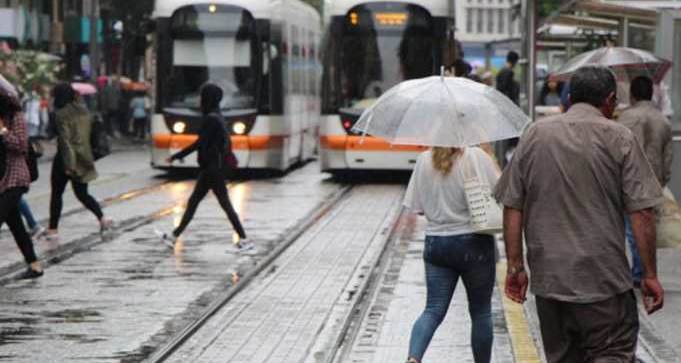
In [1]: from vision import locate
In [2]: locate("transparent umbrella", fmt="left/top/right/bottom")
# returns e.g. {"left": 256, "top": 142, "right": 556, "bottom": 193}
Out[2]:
{"left": 352, "top": 76, "right": 530, "bottom": 147}
{"left": 553, "top": 47, "right": 672, "bottom": 83}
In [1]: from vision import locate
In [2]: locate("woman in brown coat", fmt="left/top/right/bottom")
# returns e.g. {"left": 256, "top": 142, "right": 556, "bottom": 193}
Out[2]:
{"left": 45, "top": 83, "right": 112, "bottom": 241}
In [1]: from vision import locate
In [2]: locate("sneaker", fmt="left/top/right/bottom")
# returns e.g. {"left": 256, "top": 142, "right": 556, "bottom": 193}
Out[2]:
{"left": 30, "top": 225, "right": 46, "bottom": 239}
{"left": 100, "top": 218, "right": 114, "bottom": 233}
{"left": 155, "top": 229, "right": 177, "bottom": 249}
{"left": 236, "top": 239, "right": 256, "bottom": 254}
{"left": 44, "top": 230, "right": 59, "bottom": 242}
{"left": 17, "top": 267, "right": 44, "bottom": 280}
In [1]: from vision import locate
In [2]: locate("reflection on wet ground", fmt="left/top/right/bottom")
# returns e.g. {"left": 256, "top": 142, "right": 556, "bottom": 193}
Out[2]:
{"left": 0, "top": 162, "right": 343, "bottom": 362}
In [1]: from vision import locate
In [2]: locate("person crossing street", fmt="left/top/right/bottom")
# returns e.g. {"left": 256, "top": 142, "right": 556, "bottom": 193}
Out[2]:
{"left": 157, "top": 83, "right": 251, "bottom": 252}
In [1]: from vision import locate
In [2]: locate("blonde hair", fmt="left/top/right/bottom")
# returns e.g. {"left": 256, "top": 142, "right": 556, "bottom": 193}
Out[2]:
{"left": 432, "top": 147, "right": 463, "bottom": 175}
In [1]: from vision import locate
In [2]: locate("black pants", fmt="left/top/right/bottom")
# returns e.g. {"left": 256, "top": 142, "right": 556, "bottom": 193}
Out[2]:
{"left": 173, "top": 168, "right": 246, "bottom": 239}
{"left": 0, "top": 188, "right": 38, "bottom": 264}
{"left": 49, "top": 157, "right": 103, "bottom": 229}
{"left": 133, "top": 117, "right": 147, "bottom": 139}
{"left": 536, "top": 291, "right": 639, "bottom": 363}
{"left": 104, "top": 110, "right": 119, "bottom": 135}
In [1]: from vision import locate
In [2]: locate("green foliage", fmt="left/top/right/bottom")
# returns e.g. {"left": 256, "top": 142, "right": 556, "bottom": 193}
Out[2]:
{"left": 0, "top": 50, "right": 61, "bottom": 95}
{"left": 539, "top": 0, "right": 562, "bottom": 19}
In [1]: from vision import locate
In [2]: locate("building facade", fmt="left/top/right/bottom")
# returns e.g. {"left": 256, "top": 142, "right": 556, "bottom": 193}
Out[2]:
{"left": 455, "top": 0, "right": 521, "bottom": 71}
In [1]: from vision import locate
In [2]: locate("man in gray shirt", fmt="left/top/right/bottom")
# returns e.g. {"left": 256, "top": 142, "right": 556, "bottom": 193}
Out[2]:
{"left": 618, "top": 76, "right": 673, "bottom": 286}
{"left": 494, "top": 66, "right": 665, "bottom": 362}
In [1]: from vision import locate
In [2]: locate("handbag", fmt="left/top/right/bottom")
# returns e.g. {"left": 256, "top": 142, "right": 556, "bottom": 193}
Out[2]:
{"left": 656, "top": 187, "right": 681, "bottom": 249}
{"left": 26, "top": 138, "right": 42, "bottom": 182}
{"left": 224, "top": 150, "right": 238, "bottom": 170}
{"left": 462, "top": 149, "right": 503, "bottom": 235}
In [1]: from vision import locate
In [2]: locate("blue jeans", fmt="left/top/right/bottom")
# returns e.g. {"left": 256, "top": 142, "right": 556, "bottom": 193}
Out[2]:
{"left": 408, "top": 234, "right": 496, "bottom": 363}
{"left": 624, "top": 217, "right": 642, "bottom": 283}
{"left": 18, "top": 198, "right": 37, "bottom": 230}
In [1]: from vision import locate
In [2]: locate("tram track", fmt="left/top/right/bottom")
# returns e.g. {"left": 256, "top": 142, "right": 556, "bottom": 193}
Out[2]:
{"left": 143, "top": 185, "right": 354, "bottom": 363}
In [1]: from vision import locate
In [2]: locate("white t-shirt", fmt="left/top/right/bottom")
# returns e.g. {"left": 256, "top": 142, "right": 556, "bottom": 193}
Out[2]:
{"left": 403, "top": 147, "right": 500, "bottom": 236}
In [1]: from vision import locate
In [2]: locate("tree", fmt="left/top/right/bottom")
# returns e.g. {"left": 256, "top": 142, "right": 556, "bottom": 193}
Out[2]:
{"left": 539, "top": 0, "right": 563, "bottom": 20}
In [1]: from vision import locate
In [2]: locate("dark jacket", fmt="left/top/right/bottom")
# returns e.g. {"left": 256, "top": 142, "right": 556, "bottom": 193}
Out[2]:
{"left": 496, "top": 67, "right": 519, "bottom": 105}
{"left": 171, "top": 112, "right": 230, "bottom": 170}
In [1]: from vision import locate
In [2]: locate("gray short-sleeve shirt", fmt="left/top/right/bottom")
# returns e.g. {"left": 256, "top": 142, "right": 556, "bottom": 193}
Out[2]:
{"left": 494, "top": 103, "right": 663, "bottom": 303}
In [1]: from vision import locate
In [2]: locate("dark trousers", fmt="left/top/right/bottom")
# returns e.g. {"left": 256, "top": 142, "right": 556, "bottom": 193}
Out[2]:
{"left": 49, "top": 157, "right": 103, "bottom": 229}
{"left": 133, "top": 117, "right": 147, "bottom": 139}
{"left": 536, "top": 291, "right": 639, "bottom": 363}
{"left": 104, "top": 110, "right": 119, "bottom": 135}
{"left": 0, "top": 188, "right": 38, "bottom": 264}
{"left": 173, "top": 168, "right": 246, "bottom": 239}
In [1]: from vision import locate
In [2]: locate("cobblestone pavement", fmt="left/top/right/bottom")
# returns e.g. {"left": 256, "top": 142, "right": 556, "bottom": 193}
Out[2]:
{"left": 163, "top": 185, "right": 405, "bottom": 363}
{"left": 0, "top": 162, "right": 341, "bottom": 362}
{"left": 340, "top": 216, "right": 515, "bottom": 363}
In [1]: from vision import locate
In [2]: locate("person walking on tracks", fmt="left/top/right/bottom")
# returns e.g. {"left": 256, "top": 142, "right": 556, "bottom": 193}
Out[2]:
{"left": 495, "top": 66, "right": 665, "bottom": 362}
{"left": 45, "top": 83, "right": 112, "bottom": 241}
{"left": 404, "top": 146, "right": 500, "bottom": 363}
{"left": 158, "top": 83, "right": 252, "bottom": 252}
{"left": 0, "top": 76, "right": 43, "bottom": 279}
{"left": 618, "top": 75, "right": 673, "bottom": 287}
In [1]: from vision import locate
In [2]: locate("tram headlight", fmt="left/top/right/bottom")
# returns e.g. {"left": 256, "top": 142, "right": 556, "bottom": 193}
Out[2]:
{"left": 232, "top": 121, "right": 247, "bottom": 135}
{"left": 208, "top": 4, "right": 217, "bottom": 13}
{"left": 173, "top": 121, "right": 187, "bottom": 134}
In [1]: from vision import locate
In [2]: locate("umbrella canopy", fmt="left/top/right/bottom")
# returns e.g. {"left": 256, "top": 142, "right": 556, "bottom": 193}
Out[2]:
{"left": 352, "top": 76, "right": 530, "bottom": 147}
{"left": 554, "top": 47, "right": 672, "bottom": 83}
{"left": 71, "top": 82, "right": 97, "bottom": 96}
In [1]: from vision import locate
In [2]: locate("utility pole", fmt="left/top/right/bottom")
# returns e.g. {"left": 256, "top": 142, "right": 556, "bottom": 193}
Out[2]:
{"left": 522, "top": 0, "right": 537, "bottom": 121}
{"left": 89, "top": 0, "right": 100, "bottom": 81}
{"left": 49, "top": 0, "right": 61, "bottom": 53}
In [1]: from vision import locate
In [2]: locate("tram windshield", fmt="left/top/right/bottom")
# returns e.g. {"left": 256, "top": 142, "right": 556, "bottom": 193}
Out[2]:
{"left": 167, "top": 5, "right": 259, "bottom": 110}
{"left": 333, "top": 3, "right": 435, "bottom": 111}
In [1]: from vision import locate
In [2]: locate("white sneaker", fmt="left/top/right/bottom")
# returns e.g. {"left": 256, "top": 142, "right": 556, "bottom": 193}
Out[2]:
{"left": 30, "top": 225, "right": 46, "bottom": 239}
{"left": 100, "top": 218, "right": 114, "bottom": 233}
{"left": 154, "top": 229, "right": 177, "bottom": 249}
{"left": 44, "top": 231, "right": 59, "bottom": 242}
{"left": 236, "top": 239, "right": 257, "bottom": 254}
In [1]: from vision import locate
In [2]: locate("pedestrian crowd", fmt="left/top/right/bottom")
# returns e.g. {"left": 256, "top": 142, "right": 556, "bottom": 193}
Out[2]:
{"left": 0, "top": 76, "right": 249, "bottom": 280}
{"left": 0, "top": 47, "right": 676, "bottom": 363}
{"left": 403, "top": 57, "right": 673, "bottom": 363}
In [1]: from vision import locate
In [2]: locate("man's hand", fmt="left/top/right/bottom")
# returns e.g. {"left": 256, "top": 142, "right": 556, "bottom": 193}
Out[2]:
{"left": 505, "top": 269, "right": 528, "bottom": 303}
{"left": 641, "top": 277, "right": 664, "bottom": 314}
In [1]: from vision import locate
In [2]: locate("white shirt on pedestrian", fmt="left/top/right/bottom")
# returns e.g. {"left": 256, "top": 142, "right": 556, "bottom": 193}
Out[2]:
{"left": 404, "top": 147, "right": 500, "bottom": 236}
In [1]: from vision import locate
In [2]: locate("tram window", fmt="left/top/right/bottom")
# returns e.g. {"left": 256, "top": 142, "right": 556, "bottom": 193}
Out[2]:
{"left": 338, "top": 4, "right": 434, "bottom": 109}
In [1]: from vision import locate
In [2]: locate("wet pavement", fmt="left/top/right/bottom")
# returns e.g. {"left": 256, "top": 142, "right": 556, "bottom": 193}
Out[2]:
{"left": 1, "top": 146, "right": 680, "bottom": 362}
{"left": 163, "top": 185, "right": 405, "bottom": 363}
{"left": 339, "top": 216, "right": 515, "bottom": 363}
{"left": 0, "top": 159, "right": 342, "bottom": 362}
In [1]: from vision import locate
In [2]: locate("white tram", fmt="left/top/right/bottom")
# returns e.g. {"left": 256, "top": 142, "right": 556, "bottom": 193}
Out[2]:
{"left": 319, "top": 0, "right": 456, "bottom": 173}
{"left": 150, "top": 0, "right": 322, "bottom": 171}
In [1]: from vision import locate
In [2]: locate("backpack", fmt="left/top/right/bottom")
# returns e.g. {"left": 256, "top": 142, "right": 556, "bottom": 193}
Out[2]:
{"left": 90, "top": 115, "right": 110, "bottom": 160}
{"left": 26, "top": 138, "right": 42, "bottom": 182}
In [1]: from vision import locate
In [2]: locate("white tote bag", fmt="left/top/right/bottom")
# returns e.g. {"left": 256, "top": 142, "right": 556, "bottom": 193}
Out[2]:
{"left": 462, "top": 149, "right": 503, "bottom": 235}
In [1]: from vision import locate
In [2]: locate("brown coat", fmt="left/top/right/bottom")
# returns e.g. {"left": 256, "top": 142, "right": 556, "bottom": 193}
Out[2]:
{"left": 55, "top": 102, "right": 97, "bottom": 183}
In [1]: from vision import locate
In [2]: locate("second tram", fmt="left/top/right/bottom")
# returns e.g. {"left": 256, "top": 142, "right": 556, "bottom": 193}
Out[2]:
{"left": 151, "top": 0, "right": 322, "bottom": 171}
{"left": 319, "top": 0, "right": 456, "bottom": 173}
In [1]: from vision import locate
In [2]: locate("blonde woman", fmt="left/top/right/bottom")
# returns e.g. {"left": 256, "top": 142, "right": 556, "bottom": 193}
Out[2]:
{"left": 404, "top": 146, "right": 500, "bottom": 363}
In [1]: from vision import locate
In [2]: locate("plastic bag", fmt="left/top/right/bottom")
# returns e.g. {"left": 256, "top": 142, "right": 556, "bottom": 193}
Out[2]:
{"left": 657, "top": 187, "right": 681, "bottom": 249}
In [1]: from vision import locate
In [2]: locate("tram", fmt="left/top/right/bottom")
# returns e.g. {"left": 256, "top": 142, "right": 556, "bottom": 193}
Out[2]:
{"left": 319, "top": 0, "right": 456, "bottom": 173}
{"left": 151, "top": 1, "right": 322, "bottom": 171}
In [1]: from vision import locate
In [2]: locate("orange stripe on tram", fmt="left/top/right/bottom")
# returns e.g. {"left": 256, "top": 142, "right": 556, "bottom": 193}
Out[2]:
{"left": 153, "top": 134, "right": 285, "bottom": 151}
{"left": 321, "top": 135, "right": 428, "bottom": 152}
